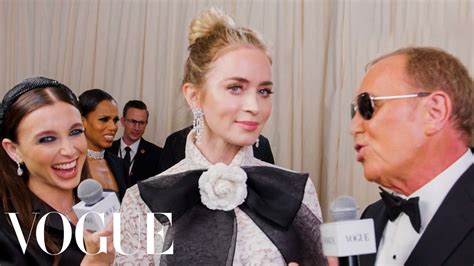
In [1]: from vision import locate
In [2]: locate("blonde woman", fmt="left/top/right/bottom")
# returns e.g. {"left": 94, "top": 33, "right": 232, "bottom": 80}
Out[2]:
{"left": 117, "top": 8, "right": 325, "bottom": 265}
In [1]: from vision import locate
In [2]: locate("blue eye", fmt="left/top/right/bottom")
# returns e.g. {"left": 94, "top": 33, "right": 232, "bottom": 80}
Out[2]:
{"left": 70, "top": 128, "right": 85, "bottom": 136}
{"left": 258, "top": 88, "right": 273, "bottom": 97}
{"left": 228, "top": 85, "right": 242, "bottom": 94}
{"left": 38, "top": 136, "right": 56, "bottom": 144}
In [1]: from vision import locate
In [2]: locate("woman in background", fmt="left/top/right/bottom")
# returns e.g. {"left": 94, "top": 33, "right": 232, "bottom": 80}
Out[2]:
{"left": 0, "top": 77, "right": 114, "bottom": 265}
{"left": 117, "top": 8, "right": 325, "bottom": 265}
{"left": 78, "top": 89, "right": 127, "bottom": 200}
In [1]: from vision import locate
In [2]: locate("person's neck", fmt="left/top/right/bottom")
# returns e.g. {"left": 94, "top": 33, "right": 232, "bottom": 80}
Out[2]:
{"left": 28, "top": 180, "right": 75, "bottom": 215}
{"left": 196, "top": 135, "right": 241, "bottom": 165}
{"left": 387, "top": 137, "right": 468, "bottom": 196}
{"left": 87, "top": 142, "right": 104, "bottom": 152}
{"left": 122, "top": 136, "right": 139, "bottom": 146}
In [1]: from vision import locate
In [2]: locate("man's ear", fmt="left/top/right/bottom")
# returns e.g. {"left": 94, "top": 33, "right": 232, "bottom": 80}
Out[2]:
{"left": 120, "top": 117, "right": 126, "bottom": 126}
{"left": 2, "top": 138, "right": 23, "bottom": 163}
{"left": 182, "top": 83, "right": 201, "bottom": 109}
{"left": 424, "top": 91, "right": 452, "bottom": 136}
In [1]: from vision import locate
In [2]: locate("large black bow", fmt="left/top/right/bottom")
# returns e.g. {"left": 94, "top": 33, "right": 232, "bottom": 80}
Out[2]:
{"left": 379, "top": 187, "right": 421, "bottom": 233}
{"left": 138, "top": 166, "right": 308, "bottom": 228}
{"left": 137, "top": 166, "right": 325, "bottom": 265}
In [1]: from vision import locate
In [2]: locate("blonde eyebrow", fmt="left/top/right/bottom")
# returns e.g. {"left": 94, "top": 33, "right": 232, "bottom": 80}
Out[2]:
{"left": 225, "top": 77, "right": 273, "bottom": 87}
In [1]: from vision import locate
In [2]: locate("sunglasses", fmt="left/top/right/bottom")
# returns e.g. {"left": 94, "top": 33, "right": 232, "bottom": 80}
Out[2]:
{"left": 351, "top": 92, "right": 431, "bottom": 120}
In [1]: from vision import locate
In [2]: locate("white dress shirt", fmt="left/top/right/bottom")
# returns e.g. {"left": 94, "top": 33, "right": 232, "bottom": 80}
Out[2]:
{"left": 375, "top": 149, "right": 473, "bottom": 265}
{"left": 119, "top": 138, "right": 140, "bottom": 174}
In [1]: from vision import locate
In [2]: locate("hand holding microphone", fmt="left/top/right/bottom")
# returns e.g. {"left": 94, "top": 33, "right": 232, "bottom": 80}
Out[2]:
{"left": 72, "top": 179, "right": 119, "bottom": 264}
{"left": 81, "top": 222, "right": 115, "bottom": 265}
{"left": 321, "top": 196, "right": 376, "bottom": 266}
{"left": 73, "top": 179, "right": 121, "bottom": 232}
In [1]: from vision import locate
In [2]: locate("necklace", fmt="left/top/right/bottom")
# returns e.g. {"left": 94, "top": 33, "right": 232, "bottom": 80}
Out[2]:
{"left": 59, "top": 195, "right": 76, "bottom": 222}
{"left": 87, "top": 149, "right": 105, "bottom": 160}
{"left": 61, "top": 207, "right": 74, "bottom": 222}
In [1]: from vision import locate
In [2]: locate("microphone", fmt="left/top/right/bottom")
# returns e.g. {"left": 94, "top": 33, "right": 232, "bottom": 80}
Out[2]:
{"left": 72, "top": 179, "right": 120, "bottom": 231}
{"left": 321, "top": 196, "right": 376, "bottom": 266}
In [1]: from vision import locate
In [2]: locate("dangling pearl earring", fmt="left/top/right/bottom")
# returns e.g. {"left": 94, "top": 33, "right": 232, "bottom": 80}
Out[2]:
{"left": 192, "top": 108, "right": 204, "bottom": 144}
{"left": 16, "top": 160, "right": 23, "bottom": 176}
{"left": 255, "top": 138, "right": 260, "bottom": 148}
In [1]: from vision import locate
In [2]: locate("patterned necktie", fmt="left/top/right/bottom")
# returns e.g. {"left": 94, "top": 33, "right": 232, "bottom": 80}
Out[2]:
{"left": 379, "top": 187, "right": 421, "bottom": 233}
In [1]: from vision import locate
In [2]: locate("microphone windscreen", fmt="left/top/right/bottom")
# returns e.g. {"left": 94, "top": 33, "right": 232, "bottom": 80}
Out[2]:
{"left": 330, "top": 195, "right": 358, "bottom": 222}
{"left": 77, "top": 179, "right": 103, "bottom": 205}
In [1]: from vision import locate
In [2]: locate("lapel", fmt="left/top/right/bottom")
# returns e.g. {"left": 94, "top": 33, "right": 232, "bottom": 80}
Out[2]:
{"left": 109, "top": 139, "right": 120, "bottom": 155}
{"left": 103, "top": 151, "right": 127, "bottom": 199}
{"left": 358, "top": 200, "right": 389, "bottom": 266}
{"left": 405, "top": 165, "right": 474, "bottom": 265}
{"left": 130, "top": 138, "right": 146, "bottom": 174}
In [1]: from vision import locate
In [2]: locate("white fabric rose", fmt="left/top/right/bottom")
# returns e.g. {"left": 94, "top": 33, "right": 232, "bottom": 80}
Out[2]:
{"left": 198, "top": 163, "right": 248, "bottom": 211}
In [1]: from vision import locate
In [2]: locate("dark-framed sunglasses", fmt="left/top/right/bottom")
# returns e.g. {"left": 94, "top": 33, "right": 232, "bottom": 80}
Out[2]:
{"left": 351, "top": 92, "right": 431, "bottom": 120}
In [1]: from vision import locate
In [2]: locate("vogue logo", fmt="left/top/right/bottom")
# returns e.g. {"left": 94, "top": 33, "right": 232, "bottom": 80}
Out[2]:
{"left": 6, "top": 212, "right": 173, "bottom": 255}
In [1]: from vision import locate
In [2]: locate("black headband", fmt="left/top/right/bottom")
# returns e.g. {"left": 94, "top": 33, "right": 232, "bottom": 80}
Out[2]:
{"left": 0, "top": 77, "right": 70, "bottom": 138}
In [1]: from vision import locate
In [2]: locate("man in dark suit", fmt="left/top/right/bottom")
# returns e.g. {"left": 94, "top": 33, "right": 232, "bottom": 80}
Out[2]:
{"left": 159, "top": 125, "right": 275, "bottom": 172}
{"left": 350, "top": 47, "right": 474, "bottom": 265}
{"left": 108, "top": 100, "right": 162, "bottom": 186}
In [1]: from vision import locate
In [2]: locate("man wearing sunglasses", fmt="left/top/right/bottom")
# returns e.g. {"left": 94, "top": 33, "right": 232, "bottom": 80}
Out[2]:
{"left": 108, "top": 100, "right": 163, "bottom": 186}
{"left": 351, "top": 47, "right": 474, "bottom": 265}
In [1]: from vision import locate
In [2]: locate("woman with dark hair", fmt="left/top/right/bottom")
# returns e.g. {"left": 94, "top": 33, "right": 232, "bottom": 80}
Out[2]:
{"left": 0, "top": 77, "right": 114, "bottom": 265}
{"left": 78, "top": 89, "right": 127, "bottom": 200}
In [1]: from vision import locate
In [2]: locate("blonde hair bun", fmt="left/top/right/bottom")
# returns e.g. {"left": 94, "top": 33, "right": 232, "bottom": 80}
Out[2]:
{"left": 182, "top": 7, "right": 269, "bottom": 87}
{"left": 188, "top": 7, "right": 235, "bottom": 47}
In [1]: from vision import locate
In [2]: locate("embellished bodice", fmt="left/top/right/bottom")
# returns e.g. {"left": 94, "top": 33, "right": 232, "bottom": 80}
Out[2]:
{"left": 116, "top": 131, "right": 324, "bottom": 265}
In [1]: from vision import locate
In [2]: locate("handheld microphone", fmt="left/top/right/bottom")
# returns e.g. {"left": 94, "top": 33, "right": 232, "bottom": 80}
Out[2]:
{"left": 72, "top": 179, "right": 120, "bottom": 231}
{"left": 321, "top": 196, "right": 376, "bottom": 266}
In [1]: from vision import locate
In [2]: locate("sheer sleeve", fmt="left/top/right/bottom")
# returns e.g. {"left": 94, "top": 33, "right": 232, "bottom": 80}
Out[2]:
{"left": 302, "top": 177, "right": 323, "bottom": 222}
{"left": 115, "top": 185, "right": 166, "bottom": 265}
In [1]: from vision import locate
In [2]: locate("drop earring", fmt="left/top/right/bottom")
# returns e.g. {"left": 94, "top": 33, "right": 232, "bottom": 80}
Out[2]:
{"left": 192, "top": 108, "right": 204, "bottom": 144}
{"left": 16, "top": 160, "right": 23, "bottom": 176}
{"left": 255, "top": 138, "right": 260, "bottom": 148}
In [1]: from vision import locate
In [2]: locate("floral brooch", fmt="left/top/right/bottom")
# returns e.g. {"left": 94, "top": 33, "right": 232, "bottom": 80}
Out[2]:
{"left": 198, "top": 163, "right": 248, "bottom": 211}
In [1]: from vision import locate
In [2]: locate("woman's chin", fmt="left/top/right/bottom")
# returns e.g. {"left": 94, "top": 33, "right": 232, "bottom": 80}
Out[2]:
{"left": 233, "top": 139, "right": 259, "bottom": 147}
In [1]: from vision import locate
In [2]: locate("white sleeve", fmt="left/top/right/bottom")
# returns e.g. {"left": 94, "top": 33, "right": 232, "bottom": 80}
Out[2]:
{"left": 114, "top": 185, "right": 166, "bottom": 264}
{"left": 302, "top": 177, "right": 323, "bottom": 222}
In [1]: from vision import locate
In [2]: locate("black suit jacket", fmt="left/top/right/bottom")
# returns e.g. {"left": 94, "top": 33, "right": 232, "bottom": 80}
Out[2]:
{"left": 104, "top": 150, "right": 128, "bottom": 200}
{"left": 158, "top": 126, "right": 275, "bottom": 172}
{"left": 109, "top": 138, "right": 162, "bottom": 186}
{"left": 359, "top": 164, "right": 474, "bottom": 266}
{"left": 0, "top": 195, "right": 84, "bottom": 265}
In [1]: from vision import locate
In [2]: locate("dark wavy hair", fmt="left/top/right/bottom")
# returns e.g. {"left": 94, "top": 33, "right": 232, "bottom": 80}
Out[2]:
{"left": 78, "top": 88, "right": 116, "bottom": 117}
